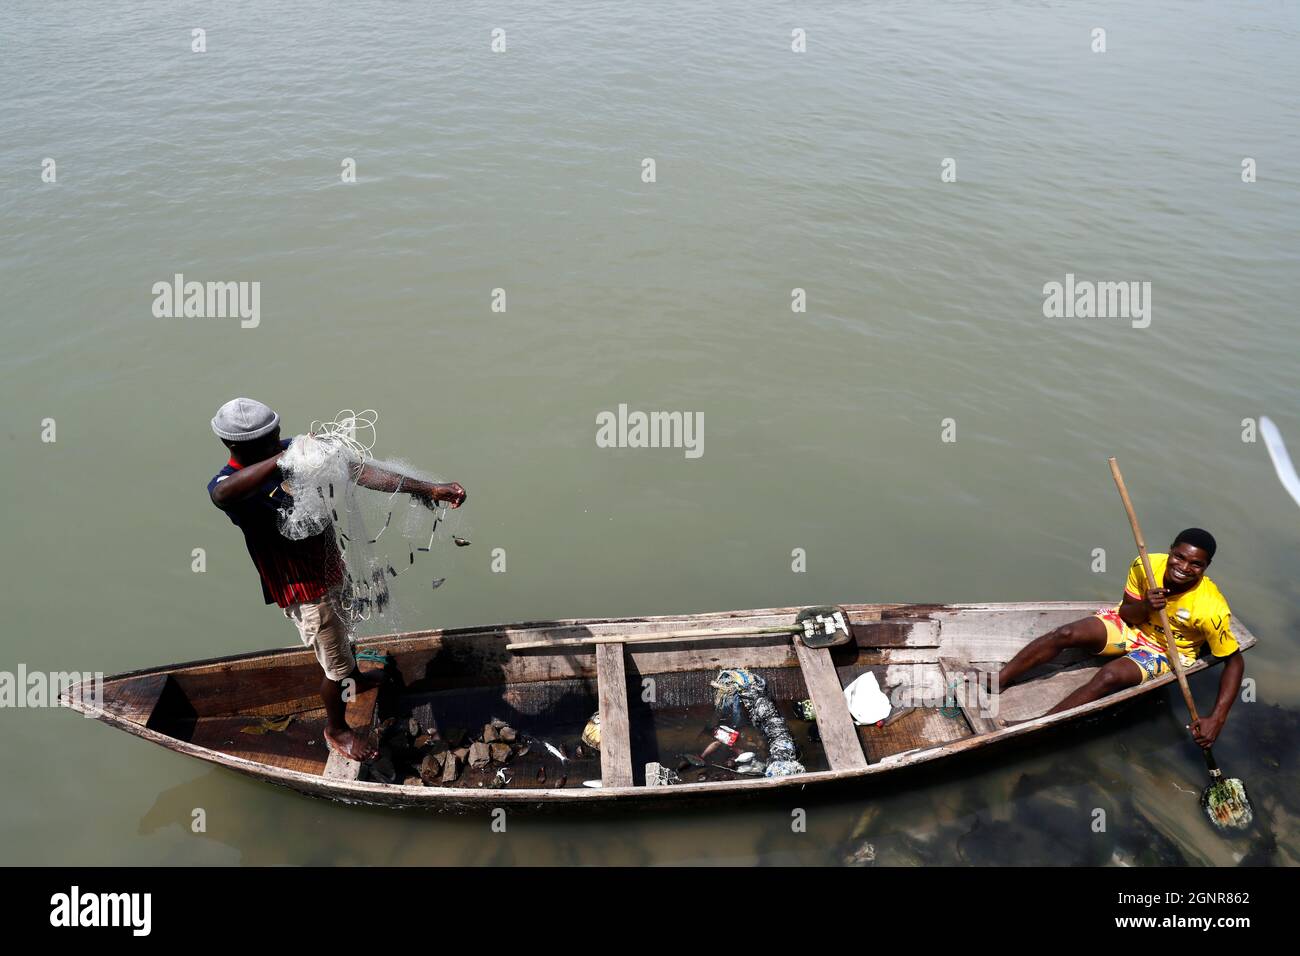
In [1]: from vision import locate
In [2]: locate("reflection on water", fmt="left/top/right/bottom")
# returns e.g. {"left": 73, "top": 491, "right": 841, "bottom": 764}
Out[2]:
{"left": 838, "top": 696, "right": 1296, "bottom": 867}
{"left": 137, "top": 691, "right": 1299, "bottom": 866}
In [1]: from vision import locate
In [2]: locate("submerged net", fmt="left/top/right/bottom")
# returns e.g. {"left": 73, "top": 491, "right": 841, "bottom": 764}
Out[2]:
{"left": 275, "top": 409, "right": 466, "bottom": 637}
{"left": 712, "top": 668, "right": 805, "bottom": 777}
{"left": 1203, "top": 776, "right": 1253, "bottom": 830}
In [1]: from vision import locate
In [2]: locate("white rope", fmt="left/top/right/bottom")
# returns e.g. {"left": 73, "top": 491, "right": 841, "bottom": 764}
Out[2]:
{"left": 277, "top": 409, "right": 377, "bottom": 542}
{"left": 276, "top": 406, "right": 460, "bottom": 630}
{"left": 308, "top": 408, "right": 379, "bottom": 462}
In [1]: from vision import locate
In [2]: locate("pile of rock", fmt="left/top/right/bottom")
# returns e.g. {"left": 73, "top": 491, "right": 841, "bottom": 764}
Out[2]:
{"left": 376, "top": 716, "right": 527, "bottom": 788}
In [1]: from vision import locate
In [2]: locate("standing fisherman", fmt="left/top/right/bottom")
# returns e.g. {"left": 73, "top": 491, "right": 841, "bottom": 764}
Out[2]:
{"left": 206, "top": 398, "right": 466, "bottom": 761}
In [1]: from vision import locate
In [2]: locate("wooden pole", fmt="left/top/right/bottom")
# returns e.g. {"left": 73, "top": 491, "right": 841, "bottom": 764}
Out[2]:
{"left": 1107, "top": 458, "right": 1203, "bottom": 724}
{"left": 507, "top": 623, "right": 799, "bottom": 652}
{"left": 1107, "top": 457, "right": 1229, "bottom": 781}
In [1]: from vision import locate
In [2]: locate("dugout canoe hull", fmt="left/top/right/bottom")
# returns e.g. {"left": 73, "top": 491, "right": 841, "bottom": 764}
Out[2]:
{"left": 62, "top": 601, "right": 1257, "bottom": 810}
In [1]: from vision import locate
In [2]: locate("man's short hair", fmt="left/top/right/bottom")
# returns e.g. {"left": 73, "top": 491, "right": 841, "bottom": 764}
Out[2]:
{"left": 1173, "top": 527, "right": 1217, "bottom": 561}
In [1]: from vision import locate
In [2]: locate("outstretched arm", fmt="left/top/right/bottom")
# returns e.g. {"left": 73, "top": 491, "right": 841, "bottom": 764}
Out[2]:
{"left": 354, "top": 460, "right": 466, "bottom": 508}
{"left": 1192, "top": 651, "right": 1244, "bottom": 748}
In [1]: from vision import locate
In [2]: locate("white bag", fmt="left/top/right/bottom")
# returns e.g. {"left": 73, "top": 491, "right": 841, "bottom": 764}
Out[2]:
{"left": 843, "top": 671, "right": 892, "bottom": 725}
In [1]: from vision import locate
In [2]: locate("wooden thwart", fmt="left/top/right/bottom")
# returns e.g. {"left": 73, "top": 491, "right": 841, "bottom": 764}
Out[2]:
{"left": 322, "top": 660, "right": 386, "bottom": 782}
{"left": 792, "top": 638, "right": 867, "bottom": 771}
{"left": 938, "top": 657, "right": 1002, "bottom": 736}
{"left": 596, "top": 644, "right": 634, "bottom": 787}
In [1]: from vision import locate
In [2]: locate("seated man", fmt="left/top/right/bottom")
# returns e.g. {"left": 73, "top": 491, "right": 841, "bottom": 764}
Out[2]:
{"left": 997, "top": 528, "right": 1243, "bottom": 746}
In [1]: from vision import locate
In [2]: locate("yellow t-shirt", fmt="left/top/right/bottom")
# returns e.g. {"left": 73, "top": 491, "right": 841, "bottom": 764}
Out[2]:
{"left": 1123, "top": 553, "right": 1238, "bottom": 659}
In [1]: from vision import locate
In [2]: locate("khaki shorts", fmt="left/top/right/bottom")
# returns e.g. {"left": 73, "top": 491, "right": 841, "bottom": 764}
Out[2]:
{"left": 283, "top": 590, "right": 356, "bottom": 681}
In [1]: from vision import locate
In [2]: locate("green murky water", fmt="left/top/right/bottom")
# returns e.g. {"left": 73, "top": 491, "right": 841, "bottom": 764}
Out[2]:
{"left": 2, "top": 1, "right": 1298, "bottom": 864}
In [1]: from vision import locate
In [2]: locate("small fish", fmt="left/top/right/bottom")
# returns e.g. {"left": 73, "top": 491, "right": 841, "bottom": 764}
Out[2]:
{"left": 331, "top": 509, "right": 339, "bottom": 522}
{"left": 543, "top": 742, "right": 568, "bottom": 763}
{"left": 537, "top": 767, "right": 546, "bottom": 784}
{"left": 329, "top": 483, "right": 334, "bottom": 498}
{"left": 387, "top": 565, "right": 398, "bottom": 578}
{"left": 555, "top": 774, "right": 567, "bottom": 788}
{"left": 453, "top": 536, "right": 471, "bottom": 547}
{"left": 582, "top": 780, "right": 602, "bottom": 788}
{"left": 431, "top": 577, "right": 445, "bottom": 590}
{"left": 734, "top": 752, "right": 756, "bottom": 764}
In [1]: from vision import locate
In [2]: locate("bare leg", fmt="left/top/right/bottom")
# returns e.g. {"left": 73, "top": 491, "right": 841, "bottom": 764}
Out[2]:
{"left": 997, "top": 615, "right": 1108, "bottom": 690}
{"left": 320, "top": 672, "right": 379, "bottom": 761}
{"left": 1043, "top": 656, "right": 1142, "bottom": 715}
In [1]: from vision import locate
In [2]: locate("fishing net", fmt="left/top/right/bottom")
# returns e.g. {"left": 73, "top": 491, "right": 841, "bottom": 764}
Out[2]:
{"left": 939, "top": 679, "right": 964, "bottom": 719}
{"left": 650, "top": 763, "right": 682, "bottom": 787}
{"left": 275, "top": 409, "right": 466, "bottom": 636}
{"left": 711, "top": 668, "right": 805, "bottom": 777}
{"left": 277, "top": 433, "right": 357, "bottom": 541}
{"left": 1203, "top": 776, "right": 1253, "bottom": 830}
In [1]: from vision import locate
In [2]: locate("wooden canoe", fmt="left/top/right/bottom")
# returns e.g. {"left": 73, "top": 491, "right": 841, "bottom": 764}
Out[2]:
{"left": 61, "top": 601, "right": 1257, "bottom": 810}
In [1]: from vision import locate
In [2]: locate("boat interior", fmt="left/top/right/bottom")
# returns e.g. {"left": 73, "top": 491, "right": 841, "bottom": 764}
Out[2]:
{"left": 82, "top": 602, "right": 1253, "bottom": 794}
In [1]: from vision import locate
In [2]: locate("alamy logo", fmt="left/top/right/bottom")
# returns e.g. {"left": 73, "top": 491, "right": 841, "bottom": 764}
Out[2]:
{"left": 49, "top": 886, "right": 151, "bottom": 936}
{"left": 889, "top": 665, "right": 1000, "bottom": 717}
{"left": 2, "top": 666, "right": 102, "bottom": 715}
{"left": 152, "top": 273, "right": 261, "bottom": 328}
{"left": 595, "top": 404, "right": 703, "bottom": 459}
{"left": 1042, "top": 273, "right": 1151, "bottom": 328}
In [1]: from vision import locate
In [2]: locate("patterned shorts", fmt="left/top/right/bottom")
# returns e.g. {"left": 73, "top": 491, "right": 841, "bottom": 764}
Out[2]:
{"left": 1093, "top": 607, "right": 1190, "bottom": 685}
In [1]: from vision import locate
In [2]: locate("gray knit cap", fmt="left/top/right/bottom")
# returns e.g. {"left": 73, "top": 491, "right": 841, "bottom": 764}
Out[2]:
{"left": 211, "top": 397, "right": 280, "bottom": 441}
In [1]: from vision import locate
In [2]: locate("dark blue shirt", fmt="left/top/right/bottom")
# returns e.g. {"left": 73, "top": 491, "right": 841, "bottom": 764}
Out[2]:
{"left": 208, "top": 439, "right": 344, "bottom": 607}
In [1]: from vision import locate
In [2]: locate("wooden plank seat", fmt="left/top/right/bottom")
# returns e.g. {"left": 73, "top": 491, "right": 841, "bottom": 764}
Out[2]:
{"left": 322, "top": 659, "right": 387, "bottom": 781}
{"left": 793, "top": 637, "right": 868, "bottom": 770}
{"left": 596, "top": 644, "right": 634, "bottom": 787}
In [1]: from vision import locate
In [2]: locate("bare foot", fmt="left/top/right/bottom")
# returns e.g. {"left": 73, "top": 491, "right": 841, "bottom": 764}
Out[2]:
{"left": 325, "top": 727, "right": 379, "bottom": 761}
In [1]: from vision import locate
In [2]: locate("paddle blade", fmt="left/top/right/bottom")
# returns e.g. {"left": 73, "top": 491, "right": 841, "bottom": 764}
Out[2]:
{"left": 1201, "top": 776, "right": 1253, "bottom": 831}
{"left": 796, "top": 606, "right": 853, "bottom": 648}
